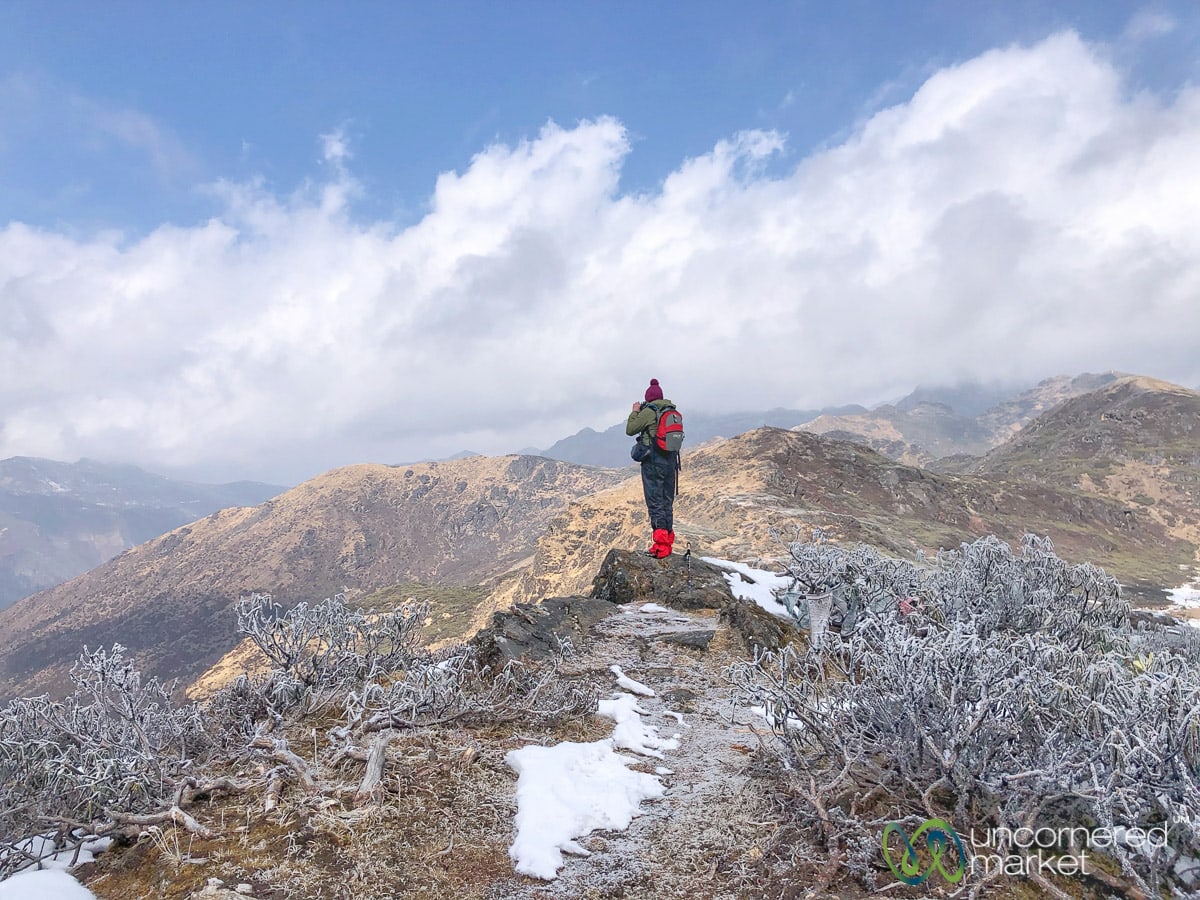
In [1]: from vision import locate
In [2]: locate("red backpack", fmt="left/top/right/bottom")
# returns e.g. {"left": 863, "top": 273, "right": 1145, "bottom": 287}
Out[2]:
{"left": 652, "top": 404, "right": 684, "bottom": 453}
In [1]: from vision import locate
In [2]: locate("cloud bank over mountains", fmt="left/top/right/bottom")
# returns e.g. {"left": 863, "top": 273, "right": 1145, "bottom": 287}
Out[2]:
{"left": 2, "top": 32, "right": 1197, "bottom": 483}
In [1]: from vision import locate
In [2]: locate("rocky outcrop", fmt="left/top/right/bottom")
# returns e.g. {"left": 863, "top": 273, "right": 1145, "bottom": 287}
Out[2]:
{"left": 655, "top": 630, "right": 715, "bottom": 651}
{"left": 589, "top": 549, "right": 731, "bottom": 610}
{"left": 719, "top": 596, "right": 802, "bottom": 653}
{"left": 472, "top": 549, "right": 802, "bottom": 667}
{"left": 469, "top": 596, "right": 618, "bottom": 668}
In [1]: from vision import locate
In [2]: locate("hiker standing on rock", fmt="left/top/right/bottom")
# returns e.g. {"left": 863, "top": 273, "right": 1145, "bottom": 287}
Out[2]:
{"left": 627, "top": 378, "right": 683, "bottom": 559}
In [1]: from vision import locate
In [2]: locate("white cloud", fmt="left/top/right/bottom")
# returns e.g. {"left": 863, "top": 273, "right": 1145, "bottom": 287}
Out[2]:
{"left": 320, "top": 127, "right": 352, "bottom": 165}
{"left": 1, "top": 32, "right": 1199, "bottom": 482}
{"left": 0, "top": 72, "right": 199, "bottom": 184}
{"left": 84, "top": 103, "right": 198, "bottom": 180}
{"left": 1124, "top": 9, "right": 1177, "bottom": 41}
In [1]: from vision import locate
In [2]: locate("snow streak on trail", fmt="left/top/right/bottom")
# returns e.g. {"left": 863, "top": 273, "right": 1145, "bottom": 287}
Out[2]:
{"left": 492, "top": 603, "right": 773, "bottom": 900}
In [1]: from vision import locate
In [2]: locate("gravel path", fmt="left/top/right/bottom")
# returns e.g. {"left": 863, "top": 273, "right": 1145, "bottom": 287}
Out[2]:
{"left": 488, "top": 603, "right": 782, "bottom": 900}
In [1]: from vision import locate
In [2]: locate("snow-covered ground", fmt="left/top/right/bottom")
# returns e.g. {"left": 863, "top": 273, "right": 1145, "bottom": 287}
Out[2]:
{"left": 701, "top": 557, "right": 793, "bottom": 618}
{"left": 609, "top": 664, "right": 654, "bottom": 697}
{"left": 506, "top": 665, "right": 683, "bottom": 880}
{"left": 1, "top": 834, "right": 111, "bottom": 872}
{"left": 0, "top": 833, "right": 109, "bottom": 897}
{"left": 638, "top": 602, "right": 670, "bottom": 613}
{"left": 495, "top": 602, "right": 773, "bottom": 899}
{"left": 1166, "top": 582, "right": 1200, "bottom": 609}
{"left": 0, "top": 869, "right": 96, "bottom": 899}
{"left": 506, "top": 737, "right": 665, "bottom": 880}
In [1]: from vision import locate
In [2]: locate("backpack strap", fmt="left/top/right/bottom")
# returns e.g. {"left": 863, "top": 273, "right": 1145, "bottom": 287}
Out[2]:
{"left": 641, "top": 402, "right": 672, "bottom": 441}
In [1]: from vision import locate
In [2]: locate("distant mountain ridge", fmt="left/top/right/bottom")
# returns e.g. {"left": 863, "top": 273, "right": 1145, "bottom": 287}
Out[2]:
{"left": 536, "top": 375, "right": 1125, "bottom": 470}
{"left": 0, "top": 457, "right": 284, "bottom": 611}
{"left": 538, "top": 405, "right": 867, "bottom": 468}
{"left": 798, "top": 373, "right": 1123, "bottom": 466}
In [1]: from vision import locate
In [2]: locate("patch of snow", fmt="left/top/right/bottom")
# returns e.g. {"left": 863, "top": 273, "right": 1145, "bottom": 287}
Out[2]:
{"left": 505, "top": 738, "right": 665, "bottom": 880}
{"left": 750, "top": 704, "right": 806, "bottom": 731}
{"left": 1166, "top": 583, "right": 1200, "bottom": 608}
{"left": 598, "top": 693, "right": 680, "bottom": 759}
{"left": 0, "top": 833, "right": 109, "bottom": 872}
{"left": 702, "top": 557, "right": 793, "bottom": 619}
{"left": 0, "top": 869, "right": 96, "bottom": 899}
{"left": 663, "top": 710, "right": 688, "bottom": 727}
{"left": 655, "top": 766, "right": 674, "bottom": 775}
{"left": 638, "top": 603, "right": 670, "bottom": 613}
{"left": 610, "top": 664, "right": 654, "bottom": 697}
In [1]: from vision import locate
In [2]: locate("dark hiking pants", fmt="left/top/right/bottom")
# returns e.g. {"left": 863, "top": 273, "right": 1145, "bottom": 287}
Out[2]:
{"left": 640, "top": 449, "right": 678, "bottom": 532}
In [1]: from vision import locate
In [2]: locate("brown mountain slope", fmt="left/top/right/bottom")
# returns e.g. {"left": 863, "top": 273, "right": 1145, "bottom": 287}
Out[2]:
{"left": 0, "top": 456, "right": 625, "bottom": 699}
{"left": 481, "top": 426, "right": 1193, "bottom": 625}
{"left": 0, "top": 457, "right": 283, "bottom": 610}
{"left": 7, "top": 412, "right": 1196, "bottom": 701}
{"left": 975, "top": 372, "right": 1122, "bottom": 445}
{"left": 796, "top": 372, "right": 1122, "bottom": 466}
{"left": 967, "top": 375, "right": 1200, "bottom": 544}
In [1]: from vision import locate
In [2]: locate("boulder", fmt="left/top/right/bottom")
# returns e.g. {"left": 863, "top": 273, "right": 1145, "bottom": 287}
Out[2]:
{"left": 589, "top": 548, "right": 802, "bottom": 653}
{"left": 589, "top": 549, "right": 731, "bottom": 610}
{"left": 719, "top": 591, "right": 804, "bottom": 653}
{"left": 473, "top": 548, "right": 802, "bottom": 665}
{"left": 469, "top": 596, "right": 617, "bottom": 667}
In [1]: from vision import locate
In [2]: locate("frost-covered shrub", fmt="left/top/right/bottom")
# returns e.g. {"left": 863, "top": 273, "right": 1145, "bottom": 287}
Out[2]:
{"left": 344, "top": 648, "right": 596, "bottom": 736}
{"left": 203, "top": 670, "right": 309, "bottom": 743}
{"left": 0, "top": 645, "right": 206, "bottom": 873}
{"left": 232, "top": 592, "right": 592, "bottom": 733}
{"left": 236, "top": 592, "right": 428, "bottom": 691}
{"left": 771, "top": 529, "right": 928, "bottom": 631}
{"left": 0, "top": 589, "right": 596, "bottom": 879}
{"left": 734, "top": 534, "right": 1200, "bottom": 897}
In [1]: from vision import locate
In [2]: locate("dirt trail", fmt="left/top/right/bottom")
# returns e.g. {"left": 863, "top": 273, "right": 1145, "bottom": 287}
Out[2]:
{"left": 487, "top": 603, "right": 784, "bottom": 900}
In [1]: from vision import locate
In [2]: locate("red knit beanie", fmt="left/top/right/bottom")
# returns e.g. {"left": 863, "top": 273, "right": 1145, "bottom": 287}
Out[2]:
{"left": 644, "top": 378, "right": 663, "bottom": 402}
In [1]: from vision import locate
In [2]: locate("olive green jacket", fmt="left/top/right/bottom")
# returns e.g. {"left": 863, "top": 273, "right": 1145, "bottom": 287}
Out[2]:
{"left": 626, "top": 399, "right": 675, "bottom": 447}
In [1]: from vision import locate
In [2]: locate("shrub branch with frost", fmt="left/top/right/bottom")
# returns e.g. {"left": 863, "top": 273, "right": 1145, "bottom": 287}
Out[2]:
{"left": 1, "top": 591, "right": 592, "bottom": 879}
{"left": 0, "top": 645, "right": 209, "bottom": 876}
{"left": 733, "top": 534, "right": 1200, "bottom": 898}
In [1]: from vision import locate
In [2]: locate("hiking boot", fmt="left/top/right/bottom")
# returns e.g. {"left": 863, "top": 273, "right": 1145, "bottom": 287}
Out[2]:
{"left": 648, "top": 528, "right": 671, "bottom": 558}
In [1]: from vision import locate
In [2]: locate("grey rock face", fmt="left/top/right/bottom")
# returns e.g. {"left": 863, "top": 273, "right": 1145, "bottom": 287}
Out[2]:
{"left": 470, "top": 596, "right": 617, "bottom": 667}
{"left": 655, "top": 630, "right": 715, "bottom": 651}
{"left": 473, "top": 548, "right": 802, "bottom": 667}
{"left": 589, "top": 549, "right": 730, "bottom": 610}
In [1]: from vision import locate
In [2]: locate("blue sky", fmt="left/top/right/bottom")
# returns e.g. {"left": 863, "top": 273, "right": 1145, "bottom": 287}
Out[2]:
{"left": 4, "top": 1, "right": 1192, "bottom": 232}
{"left": 2, "top": 3, "right": 1199, "bottom": 482}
